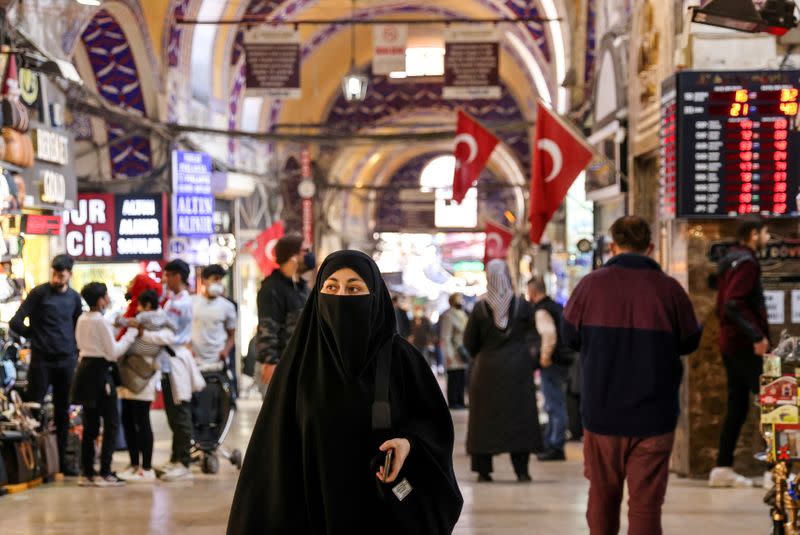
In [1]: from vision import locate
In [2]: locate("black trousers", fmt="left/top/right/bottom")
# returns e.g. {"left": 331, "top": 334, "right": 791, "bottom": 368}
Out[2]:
{"left": 717, "top": 352, "right": 761, "bottom": 467}
{"left": 472, "top": 452, "right": 529, "bottom": 477}
{"left": 446, "top": 369, "right": 466, "bottom": 408}
{"left": 162, "top": 375, "right": 193, "bottom": 467}
{"left": 82, "top": 386, "right": 118, "bottom": 478}
{"left": 121, "top": 400, "right": 154, "bottom": 470}
{"left": 26, "top": 361, "right": 74, "bottom": 472}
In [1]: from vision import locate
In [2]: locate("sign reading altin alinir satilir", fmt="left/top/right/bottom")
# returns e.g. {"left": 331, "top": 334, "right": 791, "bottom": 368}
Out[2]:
{"left": 171, "top": 150, "right": 215, "bottom": 238}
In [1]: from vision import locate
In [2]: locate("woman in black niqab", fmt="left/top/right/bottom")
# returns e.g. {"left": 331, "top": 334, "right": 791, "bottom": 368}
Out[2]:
{"left": 227, "top": 250, "right": 463, "bottom": 535}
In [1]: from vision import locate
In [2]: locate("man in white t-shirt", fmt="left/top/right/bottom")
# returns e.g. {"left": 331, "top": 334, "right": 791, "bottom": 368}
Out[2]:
{"left": 192, "top": 264, "right": 237, "bottom": 371}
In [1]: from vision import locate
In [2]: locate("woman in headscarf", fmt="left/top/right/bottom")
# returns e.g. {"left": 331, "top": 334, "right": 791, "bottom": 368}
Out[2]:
{"left": 464, "top": 259, "right": 542, "bottom": 482}
{"left": 227, "top": 250, "right": 463, "bottom": 535}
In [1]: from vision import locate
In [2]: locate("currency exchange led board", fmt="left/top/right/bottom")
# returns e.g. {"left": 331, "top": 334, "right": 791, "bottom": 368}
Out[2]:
{"left": 660, "top": 71, "right": 800, "bottom": 219}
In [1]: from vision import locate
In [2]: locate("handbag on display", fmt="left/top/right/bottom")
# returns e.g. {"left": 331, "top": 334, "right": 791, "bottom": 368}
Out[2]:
{"left": 1, "top": 429, "right": 36, "bottom": 484}
{"left": 2, "top": 128, "right": 33, "bottom": 168}
{"left": 0, "top": 53, "right": 29, "bottom": 133}
{"left": 38, "top": 432, "right": 59, "bottom": 478}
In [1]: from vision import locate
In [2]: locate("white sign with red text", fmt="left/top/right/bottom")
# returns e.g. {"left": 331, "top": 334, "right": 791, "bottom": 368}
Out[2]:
{"left": 373, "top": 24, "right": 407, "bottom": 75}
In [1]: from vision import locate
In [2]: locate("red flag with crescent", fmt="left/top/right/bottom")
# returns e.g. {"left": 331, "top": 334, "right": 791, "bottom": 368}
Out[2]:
{"left": 244, "top": 221, "right": 285, "bottom": 277}
{"left": 452, "top": 110, "right": 499, "bottom": 204}
{"left": 530, "top": 103, "right": 592, "bottom": 244}
{"left": 484, "top": 220, "right": 513, "bottom": 266}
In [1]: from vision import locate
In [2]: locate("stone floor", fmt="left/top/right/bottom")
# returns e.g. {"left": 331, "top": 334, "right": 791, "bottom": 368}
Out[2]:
{"left": 0, "top": 397, "right": 769, "bottom": 534}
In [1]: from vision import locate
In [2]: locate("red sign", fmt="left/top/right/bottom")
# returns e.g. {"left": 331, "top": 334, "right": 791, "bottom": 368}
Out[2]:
{"left": 24, "top": 214, "right": 61, "bottom": 235}
{"left": 64, "top": 193, "right": 116, "bottom": 258}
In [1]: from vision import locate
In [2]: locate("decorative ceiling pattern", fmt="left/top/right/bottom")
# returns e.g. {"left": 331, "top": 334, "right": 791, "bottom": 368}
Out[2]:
{"left": 167, "top": 0, "right": 192, "bottom": 67}
{"left": 584, "top": 0, "right": 597, "bottom": 96}
{"left": 81, "top": 10, "right": 152, "bottom": 179}
{"left": 326, "top": 73, "right": 529, "bottom": 166}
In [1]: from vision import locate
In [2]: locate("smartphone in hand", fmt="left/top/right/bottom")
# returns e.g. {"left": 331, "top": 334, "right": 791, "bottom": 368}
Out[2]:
{"left": 382, "top": 449, "right": 394, "bottom": 482}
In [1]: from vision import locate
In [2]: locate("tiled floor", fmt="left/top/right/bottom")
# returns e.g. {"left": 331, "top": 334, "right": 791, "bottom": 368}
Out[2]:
{"left": 0, "top": 397, "right": 768, "bottom": 534}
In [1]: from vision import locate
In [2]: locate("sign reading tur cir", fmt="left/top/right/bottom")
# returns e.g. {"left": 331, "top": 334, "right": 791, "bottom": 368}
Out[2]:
{"left": 64, "top": 193, "right": 167, "bottom": 261}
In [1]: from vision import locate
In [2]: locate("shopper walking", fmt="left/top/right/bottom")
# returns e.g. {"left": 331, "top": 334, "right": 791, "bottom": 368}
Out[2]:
{"left": 71, "top": 282, "right": 138, "bottom": 487}
{"left": 149, "top": 259, "right": 205, "bottom": 482}
{"left": 256, "top": 234, "right": 311, "bottom": 384}
{"left": 117, "top": 289, "right": 169, "bottom": 484}
{"left": 192, "top": 264, "right": 237, "bottom": 371}
{"left": 464, "top": 259, "right": 542, "bottom": 483}
{"left": 528, "top": 276, "right": 573, "bottom": 462}
{"left": 11, "top": 254, "right": 83, "bottom": 475}
{"left": 440, "top": 293, "right": 469, "bottom": 409}
{"left": 228, "top": 250, "right": 462, "bottom": 534}
{"left": 709, "top": 218, "right": 771, "bottom": 488}
{"left": 562, "top": 216, "right": 701, "bottom": 535}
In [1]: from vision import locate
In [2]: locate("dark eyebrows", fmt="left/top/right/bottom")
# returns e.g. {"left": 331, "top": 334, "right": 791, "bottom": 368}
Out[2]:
{"left": 323, "top": 276, "right": 366, "bottom": 284}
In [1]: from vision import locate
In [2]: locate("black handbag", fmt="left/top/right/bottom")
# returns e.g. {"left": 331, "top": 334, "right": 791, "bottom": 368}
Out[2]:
{"left": 1, "top": 430, "right": 36, "bottom": 484}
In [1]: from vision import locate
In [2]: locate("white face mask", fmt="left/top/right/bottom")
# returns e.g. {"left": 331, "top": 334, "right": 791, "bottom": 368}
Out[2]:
{"left": 207, "top": 282, "right": 224, "bottom": 298}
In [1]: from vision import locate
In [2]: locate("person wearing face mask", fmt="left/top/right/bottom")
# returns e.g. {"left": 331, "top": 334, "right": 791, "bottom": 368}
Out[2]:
{"left": 71, "top": 282, "right": 139, "bottom": 487}
{"left": 440, "top": 293, "right": 469, "bottom": 409}
{"left": 191, "top": 264, "right": 237, "bottom": 371}
{"left": 255, "top": 234, "right": 312, "bottom": 383}
{"left": 11, "top": 254, "right": 83, "bottom": 476}
{"left": 228, "top": 250, "right": 463, "bottom": 534}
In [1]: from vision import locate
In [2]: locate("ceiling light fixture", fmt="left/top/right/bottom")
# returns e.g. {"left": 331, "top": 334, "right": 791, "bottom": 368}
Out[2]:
{"left": 341, "top": 0, "right": 368, "bottom": 102}
{"left": 76, "top": 0, "right": 102, "bottom": 6}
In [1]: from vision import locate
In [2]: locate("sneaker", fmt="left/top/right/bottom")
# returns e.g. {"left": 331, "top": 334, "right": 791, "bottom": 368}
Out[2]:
{"left": 537, "top": 449, "right": 567, "bottom": 462}
{"left": 78, "top": 476, "right": 95, "bottom": 487}
{"left": 155, "top": 462, "right": 177, "bottom": 477}
{"left": 709, "top": 467, "right": 754, "bottom": 488}
{"left": 161, "top": 464, "right": 193, "bottom": 482}
{"left": 93, "top": 474, "right": 126, "bottom": 488}
{"left": 121, "top": 468, "right": 157, "bottom": 483}
{"left": 117, "top": 466, "right": 139, "bottom": 481}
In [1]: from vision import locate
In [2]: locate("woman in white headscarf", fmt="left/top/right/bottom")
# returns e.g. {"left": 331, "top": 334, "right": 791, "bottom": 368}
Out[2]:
{"left": 463, "top": 259, "right": 543, "bottom": 482}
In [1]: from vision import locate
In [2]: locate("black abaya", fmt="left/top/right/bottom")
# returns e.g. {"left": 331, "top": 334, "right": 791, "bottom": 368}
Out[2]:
{"left": 227, "top": 250, "right": 462, "bottom": 535}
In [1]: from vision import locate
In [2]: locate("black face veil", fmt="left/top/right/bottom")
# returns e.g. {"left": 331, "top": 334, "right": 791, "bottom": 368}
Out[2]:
{"left": 227, "top": 250, "right": 462, "bottom": 535}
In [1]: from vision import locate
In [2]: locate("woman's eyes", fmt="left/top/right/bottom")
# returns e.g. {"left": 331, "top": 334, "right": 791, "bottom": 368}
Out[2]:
{"left": 324, "top": 283, "right": 339, "bottom": 292}
{"left": 347, "top": 286, "right": 365, "bottom": 294}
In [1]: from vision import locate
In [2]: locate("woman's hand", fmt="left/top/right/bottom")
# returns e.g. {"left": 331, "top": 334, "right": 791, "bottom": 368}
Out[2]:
{"left": 376, "top": 438, "right": 411, "bottom": 484}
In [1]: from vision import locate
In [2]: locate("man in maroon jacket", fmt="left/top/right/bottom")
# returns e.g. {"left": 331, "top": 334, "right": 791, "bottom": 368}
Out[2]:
{"left": 709, "top": 219, "right": 770, "bottom": 488}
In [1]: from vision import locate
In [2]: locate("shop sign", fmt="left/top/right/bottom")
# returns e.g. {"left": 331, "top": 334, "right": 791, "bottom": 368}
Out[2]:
{"left": 373, "top": 24, "right": 407, "bottom": 75}
{"left": 23, "top": 214, "right": 60, "bottom": 235}
{"left": 765, "top": 290, "right": 786, "bottom": 325}
{"left": 32, "top": 129, "right": 69, "bottom": 166}
{"left": 39, "top": 169, "right": 66, "bottom": 204}
{"left": 64, "top": 193, "right": 166, "bottom": 261}
{"left": 168, "top": 236, "right": 211, "bottom": 267}
{"left": 243, "top": 27, "right": 301, "bottom": 99}
{"left": 171, "top": 151, "right": 214, "bottom": 238}
{"left": 444, "top": 25, "right": 501, "bottom": 100}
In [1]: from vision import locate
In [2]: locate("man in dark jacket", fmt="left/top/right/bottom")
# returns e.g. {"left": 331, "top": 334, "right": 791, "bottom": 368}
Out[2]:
{"left": 528, "top": 275, "right": 573, "bottom": 462}
{"left": 256, "top": 234, "right": 310, "bottom": 377}
{"left": 562, "top": 216, "right": 701, "bottom": 535}
{"left": 709, "top": 219, "right": 770, "bottom": 488}
{"left": 11, "top": 254, "right": 83, "bottom": 475}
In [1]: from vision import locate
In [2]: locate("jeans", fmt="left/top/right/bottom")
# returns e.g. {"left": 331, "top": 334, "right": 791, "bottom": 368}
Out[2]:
{"left": 26, "top": 361, "right": 74, "bottom": 472}
{"left": 81, "top": 386, "right": 119, "bottom": 478}
{"left": 162, "top": 375, "right": 193, "bottom": 467}
{"left": 121, "top": 400, "right": 154, "bottom": 470}
{"left": 541, "top": 364, "right": 569, "bottom": 451}
{"left": 717, "top": 352, "right": 761, "bottom": 467}
{"left": 584, "top": 430, "right": 675, "bottom": 535}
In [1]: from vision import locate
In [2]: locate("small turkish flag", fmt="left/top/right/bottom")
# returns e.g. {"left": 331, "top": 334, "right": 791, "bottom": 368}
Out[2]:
{"left": 484, "top": 220, "right": 513, "bottom": 266}
{"left": 530, "top": 103, "right": 592, "bottom": 244}
{"left": 245, "top": 221, "right": 285, "bottom": 277}
{"left": 452, "top": 110, "right": 499, "bottom": 204}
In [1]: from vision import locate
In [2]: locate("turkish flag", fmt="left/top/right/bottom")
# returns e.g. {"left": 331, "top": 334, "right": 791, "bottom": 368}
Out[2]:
{"left": 244, "top": 221, "right": 285, "bottom": 277}
{"left": 530, "top": 103, "right": 592, "bottom": 244}
{"left": 452, "top": 110, "right": 499, "bottom": 204}
{"left": 484, "top": 220, "right": 514, "bottom": 265}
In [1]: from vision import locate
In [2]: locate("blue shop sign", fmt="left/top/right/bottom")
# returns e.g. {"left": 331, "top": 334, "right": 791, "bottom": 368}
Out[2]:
{"left": 171, "top": 150, "right": 214, "bottom": 237}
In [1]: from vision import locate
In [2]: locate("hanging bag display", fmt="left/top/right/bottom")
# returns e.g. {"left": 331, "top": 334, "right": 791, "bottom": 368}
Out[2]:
{"left": 0, "top": 52, "right": 29, "bottom": 133}
{"left": 2, "top": 128, "right": 33, "bottom": 168}
{"left": 38, "top": 432, "right": 59, "bottom": 478}
{"left": 1, "top": 430, "right": 36, "bottom": 484}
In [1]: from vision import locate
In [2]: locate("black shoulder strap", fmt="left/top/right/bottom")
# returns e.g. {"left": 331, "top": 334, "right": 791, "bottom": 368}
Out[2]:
{"left": 372, "top": 335, "right": 395, "bottom": 431}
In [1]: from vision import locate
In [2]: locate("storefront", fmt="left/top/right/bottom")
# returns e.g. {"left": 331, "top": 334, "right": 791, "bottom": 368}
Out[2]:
{"left": 64, "top": 192, "right": 168, "bottom": 313}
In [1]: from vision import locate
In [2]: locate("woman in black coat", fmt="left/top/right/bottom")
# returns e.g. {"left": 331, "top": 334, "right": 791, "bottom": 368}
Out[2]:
{"left": 464, "top": 259, "right": 543, "bottom": 482}
{"left": 227, "top": 250, "right": 463, "bottom": 534}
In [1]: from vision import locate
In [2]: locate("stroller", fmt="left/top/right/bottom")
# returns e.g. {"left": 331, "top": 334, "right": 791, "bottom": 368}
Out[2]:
{"left": 190, "top": 363, "right": 243, "bottom": 474}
